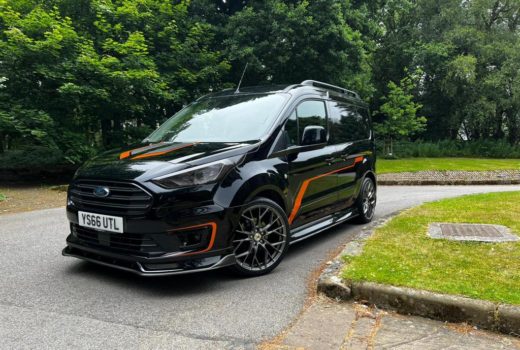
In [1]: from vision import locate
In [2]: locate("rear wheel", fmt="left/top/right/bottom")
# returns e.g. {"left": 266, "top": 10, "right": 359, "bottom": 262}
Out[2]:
{"left": 354, "top": 177, "right": 376, "bottom": 224}
{"left": 230, "top": 198, "right": 289, "bottom": 276}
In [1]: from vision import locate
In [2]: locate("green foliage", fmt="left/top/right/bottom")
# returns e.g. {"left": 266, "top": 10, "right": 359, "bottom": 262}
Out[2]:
{"left": 0, "top": 193, "right": 5, "bottom": 202}
{"left": 375, "top": 73, "right": 426, "bottom": 155}
{"left": 376, "top": 139, "right": 520, "bottom": 159}
{"left": 367, "top": 0, "right": 520, "bottom": 144}
{"left": 0, "top": 147, "right": 66, "bottom": 169}
{"left": 1, "top": 0, "right": 520, "bottom": 173}
{"left": 222, "top": 0, "right": 374, "bottom": 97}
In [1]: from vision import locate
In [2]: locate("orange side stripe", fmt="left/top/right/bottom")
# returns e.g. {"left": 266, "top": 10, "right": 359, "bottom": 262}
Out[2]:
{"left": 168, "top": 222, "right": 217, "bottom": 255}
{"left": 287, "top": 156, "right": 364, "bottom": 224}
{"left": 131, "top": 143, "right": 195, "bottom": 160}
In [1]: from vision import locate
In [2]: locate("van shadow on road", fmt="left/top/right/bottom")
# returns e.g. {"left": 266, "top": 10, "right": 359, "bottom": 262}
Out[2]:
{"left": 60, "top": 219, "right": 360, "bottom": 298}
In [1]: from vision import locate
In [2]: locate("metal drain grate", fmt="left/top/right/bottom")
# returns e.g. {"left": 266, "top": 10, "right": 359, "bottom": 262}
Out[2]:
{"left": 428, "top": 223, "right": 519, "bottom": 242}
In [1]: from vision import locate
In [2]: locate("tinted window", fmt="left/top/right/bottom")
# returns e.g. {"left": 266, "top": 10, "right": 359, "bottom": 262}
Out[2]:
{"left": 281, "top": 100, "right": 328, "bottom": 148}
{"left": 329, "top": 101, "right": 370, "bottom": 143}
{"left": 296, "top": 100, "right": 327, "bottom": 145}
{"left": 146, "top": 94, "right": 288, "bottom": 143}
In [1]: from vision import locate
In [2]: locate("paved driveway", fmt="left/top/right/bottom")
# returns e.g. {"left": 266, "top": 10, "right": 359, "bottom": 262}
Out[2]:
{"left": 1, "top": 185, "right": 519, "bottom": 349}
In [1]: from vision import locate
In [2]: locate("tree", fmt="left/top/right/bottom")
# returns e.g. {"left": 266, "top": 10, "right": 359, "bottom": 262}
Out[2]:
{"left": 375, "top": 74, "right": 426, "bottom": 156}
{"left": 222, "top": 0, "right": 375, "bottom": 97}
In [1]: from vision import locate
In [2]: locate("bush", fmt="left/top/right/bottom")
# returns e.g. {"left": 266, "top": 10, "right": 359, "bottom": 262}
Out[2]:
{"left": 0, "top": 147, "right": 67, "bottom": 170}
{"left": 0, "top": 147, "right": 82, "bottom": 183}
{"left": 376, "top": 140, "right": 520, "bottom": 159}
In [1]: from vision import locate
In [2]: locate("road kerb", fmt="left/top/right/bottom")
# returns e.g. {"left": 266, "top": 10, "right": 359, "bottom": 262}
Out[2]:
{"left": 379, "top": 179, "right": 520, "bottom": 186}
{"left": 317, "top": 222, "right": 520, "bottom": 336}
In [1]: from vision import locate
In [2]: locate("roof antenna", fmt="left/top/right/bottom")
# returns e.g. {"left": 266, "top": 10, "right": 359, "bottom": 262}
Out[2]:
{"left": 235, "top": 62, "right": 249, "bottom": 93}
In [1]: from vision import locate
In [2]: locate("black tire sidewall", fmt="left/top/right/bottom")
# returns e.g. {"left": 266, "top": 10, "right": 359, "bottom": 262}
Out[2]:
{"left": 354, "top": 177, "right": 376, "bottom": 224}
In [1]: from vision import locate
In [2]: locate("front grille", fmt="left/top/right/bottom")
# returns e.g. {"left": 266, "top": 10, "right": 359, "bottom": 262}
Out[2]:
{"left": 69, "top": 180, "right": 153, "bottom": 216}
{"left": 72, "top": 224, "right": 161, "bottom": 256}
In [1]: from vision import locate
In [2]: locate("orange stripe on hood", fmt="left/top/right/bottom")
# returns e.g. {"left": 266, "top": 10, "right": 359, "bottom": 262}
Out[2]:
{"left": 131, "top": 143, "right": 195, "bottom": 160}
{"left": 119, "top": 142, "right": 166, "bottom": 160}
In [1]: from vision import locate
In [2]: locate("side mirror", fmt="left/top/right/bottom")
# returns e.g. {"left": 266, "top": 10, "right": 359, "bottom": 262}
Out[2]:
{"left": 301, "top": 125, "right": 326, "bottom": 146}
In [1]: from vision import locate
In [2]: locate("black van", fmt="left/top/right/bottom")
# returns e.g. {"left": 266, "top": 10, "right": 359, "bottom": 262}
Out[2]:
{"left": 63, "top": 80, "right": 376, "bottom": 277}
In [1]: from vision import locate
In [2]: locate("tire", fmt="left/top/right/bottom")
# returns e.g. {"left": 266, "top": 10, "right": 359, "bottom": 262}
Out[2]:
{"left": 229, "top": 197, "right": 290, "bottom": 277}
{"left": 354, "top": 177, "right": 377, "bottom": 224}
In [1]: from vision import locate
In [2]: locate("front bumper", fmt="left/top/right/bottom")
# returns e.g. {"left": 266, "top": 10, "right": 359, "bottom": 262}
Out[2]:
{"left": 62, "top": 245, "right": 236, "bottom": 276}
{"left": 64, "top": 188, "right": 242, "bottom": 276}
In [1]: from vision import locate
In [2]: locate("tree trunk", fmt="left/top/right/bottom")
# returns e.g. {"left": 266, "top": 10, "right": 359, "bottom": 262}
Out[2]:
{"left": 101, "top": 119, "right": 111, "bottom": 148}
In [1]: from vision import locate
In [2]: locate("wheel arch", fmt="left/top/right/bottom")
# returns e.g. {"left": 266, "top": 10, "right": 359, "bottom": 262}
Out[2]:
{"left": 364, "top": 170, "right": 377, "bottom": 188}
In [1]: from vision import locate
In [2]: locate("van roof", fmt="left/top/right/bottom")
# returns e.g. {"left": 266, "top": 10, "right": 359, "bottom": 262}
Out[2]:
{"left": 198, "top": 80, "right": 366, "bottom": 106}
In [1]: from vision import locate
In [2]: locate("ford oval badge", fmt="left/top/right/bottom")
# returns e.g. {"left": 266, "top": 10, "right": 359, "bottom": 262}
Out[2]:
{"left": 93, "top": 186, "right": 110, "bottom": 198}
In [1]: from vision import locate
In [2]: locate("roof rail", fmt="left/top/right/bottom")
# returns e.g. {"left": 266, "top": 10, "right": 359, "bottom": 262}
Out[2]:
{"left": 301, "top": 80, "right": 360, "bottom": 99}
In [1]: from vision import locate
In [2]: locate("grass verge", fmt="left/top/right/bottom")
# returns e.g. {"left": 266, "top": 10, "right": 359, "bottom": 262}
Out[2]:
{"left": 342, "top": 191, "right": 520, "bottom": 305}
{"left": 378, "top": 158, "right": 520, "bottom": 174}
{"left": 0, "top": 185, "right": 67, "bottom": 215}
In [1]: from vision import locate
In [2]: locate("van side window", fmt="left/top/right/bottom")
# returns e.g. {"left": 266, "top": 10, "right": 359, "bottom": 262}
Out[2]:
{"left": 329, "top": 101, "right": 370, "bottom": 143}
{"left": 296, "top": 100, "right": 327, "bottom": 145}
{"left": 282, "top": 100, "right": 327, "bottom": 148}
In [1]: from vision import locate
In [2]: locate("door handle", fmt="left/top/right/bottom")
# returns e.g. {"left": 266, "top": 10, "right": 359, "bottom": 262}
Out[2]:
{"left": 325, "top": 157, "right": 336, "bottom": 165}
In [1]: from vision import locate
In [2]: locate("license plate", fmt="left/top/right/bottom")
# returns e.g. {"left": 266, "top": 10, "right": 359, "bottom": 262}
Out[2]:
{"left": 78, "top": 211, "right": 124, "bottom": 233}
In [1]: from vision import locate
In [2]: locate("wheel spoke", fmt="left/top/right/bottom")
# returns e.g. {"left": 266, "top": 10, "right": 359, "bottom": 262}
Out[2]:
{"left": 265, "top": 227, "right": 284, "bottom": 237}
{"left": 260, "top": 244, "right": 275, "bottom": 263}
{"left": 264, "top": 241, "right": 283, "bottom": 253}
{"left": 263, "top": 217, "right": 282, "bottom": 231}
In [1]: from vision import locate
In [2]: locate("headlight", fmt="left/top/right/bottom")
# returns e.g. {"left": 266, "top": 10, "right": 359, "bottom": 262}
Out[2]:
{"left": 152, "top": 160, "right": 234, "bottom": 188}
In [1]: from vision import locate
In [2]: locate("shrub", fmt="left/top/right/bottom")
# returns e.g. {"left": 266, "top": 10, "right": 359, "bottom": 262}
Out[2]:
{"left": 0, "top": 147, "right": 66, "bottom": 170}
{"left": 376, "top": 140, "right": 520, "bottom": 158}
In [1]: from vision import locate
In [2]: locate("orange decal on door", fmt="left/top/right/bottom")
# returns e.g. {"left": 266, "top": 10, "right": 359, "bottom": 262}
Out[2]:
{"left": 287, "top": 156, "right": 364, "bottom": 224}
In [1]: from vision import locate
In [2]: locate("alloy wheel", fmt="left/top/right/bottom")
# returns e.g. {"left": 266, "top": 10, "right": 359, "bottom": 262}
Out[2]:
{"left": 233, "top": 204, "right": 288, "bottom": 272}
{"left": 362, "top": 179, "right": 376, "bottom": 219}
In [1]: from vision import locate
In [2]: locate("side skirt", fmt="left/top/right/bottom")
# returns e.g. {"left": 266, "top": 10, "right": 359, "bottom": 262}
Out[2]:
{"left": 289, "top": 208, "right": 359, "bottom": 245}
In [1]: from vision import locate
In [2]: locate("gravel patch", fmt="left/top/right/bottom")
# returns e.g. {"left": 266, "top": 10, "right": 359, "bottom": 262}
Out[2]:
{"left": 379, "top": 170, "right": 520, "bottom": 185}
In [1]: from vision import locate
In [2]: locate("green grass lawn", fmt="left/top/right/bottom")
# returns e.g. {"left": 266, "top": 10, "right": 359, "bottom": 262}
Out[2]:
{"left": 342, "top": 191, "right": 520, "bottom": 305}
{"left": 378, "top": 157, "right": 520, "bottom": 174}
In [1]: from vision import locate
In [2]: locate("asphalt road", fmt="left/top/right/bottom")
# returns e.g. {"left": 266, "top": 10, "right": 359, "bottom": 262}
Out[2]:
{"left": 1, "top": 185, "right": 519, "bottom": 350}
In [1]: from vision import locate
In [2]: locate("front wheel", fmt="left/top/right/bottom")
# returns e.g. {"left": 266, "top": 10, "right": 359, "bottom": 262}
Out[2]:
{"left": 230, "top": 198, "right": 289, "bottom": 277}
{"left": 354, "top": 177, "right": 377, "bottom": 224}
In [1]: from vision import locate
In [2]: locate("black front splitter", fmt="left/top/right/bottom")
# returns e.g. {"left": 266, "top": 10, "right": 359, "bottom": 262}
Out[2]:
{"left": 62, "top": 246, "right": 236, "bottom": 277}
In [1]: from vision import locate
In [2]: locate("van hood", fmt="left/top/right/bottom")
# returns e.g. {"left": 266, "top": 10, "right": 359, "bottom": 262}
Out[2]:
{"left": 74, "top": 142, "right": 256, "bottom": 182}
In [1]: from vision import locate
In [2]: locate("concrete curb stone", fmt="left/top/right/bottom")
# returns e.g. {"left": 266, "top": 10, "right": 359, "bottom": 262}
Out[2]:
{"left": 379, "top": 179, "right": 520, "bottom": 186}
{"left": 317, "top": 217, "right": 520, "bottom": 337}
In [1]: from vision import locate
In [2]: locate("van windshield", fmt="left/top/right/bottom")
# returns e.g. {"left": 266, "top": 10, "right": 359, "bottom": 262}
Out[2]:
{"left": 145, "top": 94, "right": 288, "bottom": 143}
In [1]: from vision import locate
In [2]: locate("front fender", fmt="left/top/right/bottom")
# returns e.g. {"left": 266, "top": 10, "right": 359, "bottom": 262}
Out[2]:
{"left": 213, "top": 158, "right": 288, "bottom": 210}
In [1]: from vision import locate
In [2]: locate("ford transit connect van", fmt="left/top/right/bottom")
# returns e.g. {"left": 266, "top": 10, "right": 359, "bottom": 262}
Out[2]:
{"left": 63, "top": 80, "right": 377, "bottom": 277}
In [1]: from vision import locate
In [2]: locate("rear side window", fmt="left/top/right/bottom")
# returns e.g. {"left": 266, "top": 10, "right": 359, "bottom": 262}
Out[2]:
{"left": 328, "top": 101, "right": 370, "bottom": 143}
